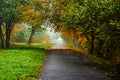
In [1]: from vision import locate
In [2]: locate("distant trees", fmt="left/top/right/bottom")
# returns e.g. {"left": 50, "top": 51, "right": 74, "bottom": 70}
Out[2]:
{"left": 10, "top": 25, "right": 25, "bottom": 43}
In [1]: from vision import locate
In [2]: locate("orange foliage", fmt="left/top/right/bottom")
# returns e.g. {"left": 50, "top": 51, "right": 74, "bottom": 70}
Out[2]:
{"left": 45, "top": 36, "right": 49, "bottom": 44}
{"left": 11, "top": 26, "right": 24, "bottom": 36}
{"left": 62, "top": 30, "right": 75, "bottom": 40}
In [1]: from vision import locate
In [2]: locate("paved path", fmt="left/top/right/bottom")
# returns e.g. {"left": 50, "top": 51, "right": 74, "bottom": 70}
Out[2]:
{"left": 40, "top": 44, "right": 110, "bottom": 80}
{"left": 51, "top": 43, "right": 70, "bottom": 49}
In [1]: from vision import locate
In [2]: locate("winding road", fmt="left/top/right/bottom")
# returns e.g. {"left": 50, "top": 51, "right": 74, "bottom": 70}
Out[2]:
{"left": 40, "top": 43, "right": 110, "bottom": 80}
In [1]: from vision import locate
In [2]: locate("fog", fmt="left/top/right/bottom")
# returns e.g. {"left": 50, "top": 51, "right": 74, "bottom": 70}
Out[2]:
{"left": 46, "top": 28, "right": 64, "bottom": 44}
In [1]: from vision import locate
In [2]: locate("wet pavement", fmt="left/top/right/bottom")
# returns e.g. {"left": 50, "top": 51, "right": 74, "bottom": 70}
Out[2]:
{"left": 40, "top": 44, "right": 110, "bottom": 80}
{"left": 51, "top": 43, "right": 70, "bottom": 49}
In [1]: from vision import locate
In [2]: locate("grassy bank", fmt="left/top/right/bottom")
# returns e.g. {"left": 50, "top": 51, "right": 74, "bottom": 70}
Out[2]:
{"left": 0, "top": 49, "right": 45, "bottom": 80}
{"left": 10, "top": 43, "right": 54, "bottom": 49}
{"left": 66, "top": 44, "right": 88, "bottom": 55}
{"left": 67, "top": 43, "right": 120, "bottom": 80}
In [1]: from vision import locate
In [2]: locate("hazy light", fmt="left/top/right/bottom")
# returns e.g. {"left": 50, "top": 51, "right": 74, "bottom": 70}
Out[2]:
{"left": 57, "top": 37, "right": 64, "bottom": 44}
{"left": 58, "top": 37, "right": 62, "bottom": 41}
{"left": 45, "top": 27, "right": 62, "bottom": 44}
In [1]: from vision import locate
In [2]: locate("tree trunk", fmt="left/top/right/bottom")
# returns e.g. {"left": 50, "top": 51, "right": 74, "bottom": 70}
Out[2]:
{"left": 74, "top": 34, "right": 79, "bottom": 48}
{"left": 89, "top": 30, "right": 95, "bottom": 54}
{"left": 28, "top": 28, "right": 36, "bottom": 45}
{"left": 6, "top": 21, "right": 10, "bottom": 49}
{"left": 97, "top": 39, "right": 104, "bottom": 57}
{"left": 0, "top": 21, "right": 4, "bottom": 48}
{"left": 5, "top": 20, "right": 13, "bottom": 49}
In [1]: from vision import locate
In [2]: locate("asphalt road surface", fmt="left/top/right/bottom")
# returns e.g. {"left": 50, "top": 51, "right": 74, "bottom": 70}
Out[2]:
{"left": 40, "top": 44, "right": 110, "bottom": 80}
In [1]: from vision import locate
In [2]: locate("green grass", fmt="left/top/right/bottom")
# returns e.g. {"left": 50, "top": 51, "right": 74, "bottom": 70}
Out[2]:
{"left": 87, "top": 55, "right": 105, "bottom": 64}
{"left": 10, "top": 43, "right": 54, "bottom": 49}
{"left": 31, "top": 43, "right": 55, "bottom": 49}
{"left": 66, "top": 44, "right": 88, "bottom": 54}
{"left": 0, "top": 49, "right": 45, "bottom": 80}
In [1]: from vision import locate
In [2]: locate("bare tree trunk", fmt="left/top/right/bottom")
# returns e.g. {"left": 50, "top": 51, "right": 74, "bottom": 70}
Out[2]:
{"left": 0, "top": 20, "right": 4, "bottom": 48}
{"left": 5, "top": 20, "right": 14, "bottom": 49}
{"left": 28, "top": 28, "right": 36, "bottom": 45}
{"left": 6, "top": 20, "right": 10, "bottom": 49}
{"left": 89, "top": 30, "right": 95, "bottom": 54}
{"left": 97, "top": 39, "right": 104, "bottom": 57}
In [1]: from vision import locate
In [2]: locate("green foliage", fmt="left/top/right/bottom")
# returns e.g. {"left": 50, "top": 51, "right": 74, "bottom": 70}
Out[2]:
{"left": 21, "top": 9, "right": 45, "bottom": 28}
{"left": 88, "top": 55, "right": 104, "bottom": 65}
{"left": 52, "top": 0, "right": 120, "bottom": 78}
{"left": 20, "top": 0, "right": 50, "bottom": 44}
{"left": 53, "top": 0, "right": 120, "bottom": 58}
{"left": 0, "top": 0, "right": 30, "bottom": 49}
{"left": 0, "top": 0, "right": 29, "bottom": 20}
{"left": 0, "top": 49, "right": 45, "bottom": 80}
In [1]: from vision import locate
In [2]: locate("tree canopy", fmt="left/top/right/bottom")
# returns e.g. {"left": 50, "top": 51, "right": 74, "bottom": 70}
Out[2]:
{"left": 52, "top": 0, "right": 120, "bottom": 62}
{"left": 0, "top": 0, "right": 30, "bottom": 48}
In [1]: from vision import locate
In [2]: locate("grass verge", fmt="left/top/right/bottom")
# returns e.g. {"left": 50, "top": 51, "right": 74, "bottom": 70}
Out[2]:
{"left": 0, "top": 49, "right": 45, "bottom": 80}
{"left": 67, "top": 43, "right": 120, "bottom": 80}
{"left": 10, "top": 43, "right": 54, "bottom": 49}
{"left": 66, "top": 44, "right": 88, "bottom": 55}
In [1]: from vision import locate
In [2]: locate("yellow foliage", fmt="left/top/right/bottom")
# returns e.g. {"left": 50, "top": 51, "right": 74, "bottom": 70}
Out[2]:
{"left": 12, "top": 26, "right": 24, "bottom": 36}
{"left": 21, "top": 9, "right": 45, "bottom": 28}
{"left": 80, "top": 38, "right": 87, "bottom": 48}
{"left": 62, "top": 30, "right": 75, "bottom": 40}
{"left": 11, "top": 26, "right": 24, "bottom": 42}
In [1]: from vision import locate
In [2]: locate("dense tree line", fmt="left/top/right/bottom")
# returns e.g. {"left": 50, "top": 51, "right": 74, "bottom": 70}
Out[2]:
{"left": 51, "top": 0, "right": 120, "bottom": 78}
{"left": 0, "top": 0, "right": 50, "bottom": 48}
{"left": 52, "top": 0, "right": 120, "bottom": 63}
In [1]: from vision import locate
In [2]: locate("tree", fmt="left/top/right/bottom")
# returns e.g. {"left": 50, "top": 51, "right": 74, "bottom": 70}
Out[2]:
{"left": 37, "top": 0, "right": 120, "bottom": 78}
{"left": 0, "top": 0, "right": 5, "bottom": 48}
{"left": 52, "top": 0, "right": 120, "bottom": 60}
{"left": 21, "top": 0, "right": 50, "bottom": 45}
{"left": 0, "top": 0, "right": 29, "bottom": 48}
{"left": 22, "top": 9, "right": 45, "bottom": 44}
